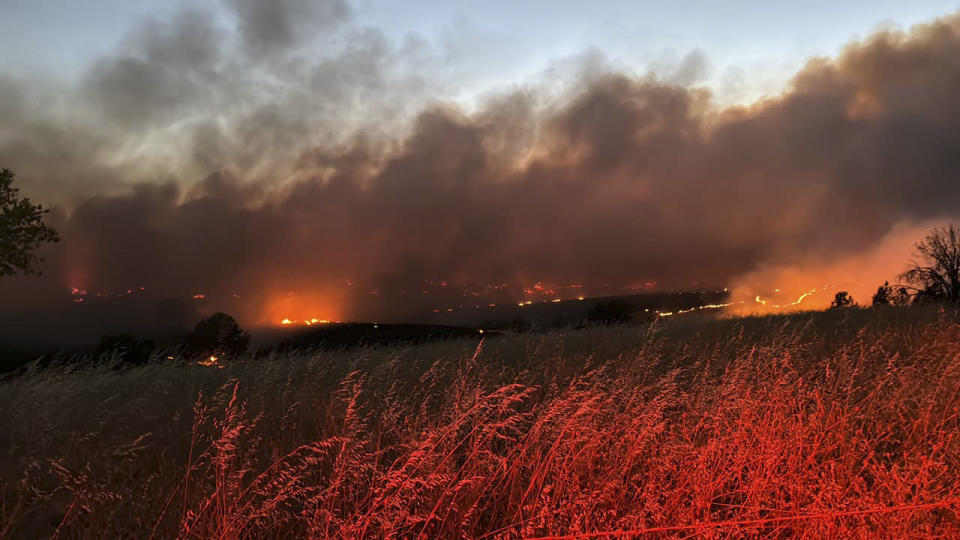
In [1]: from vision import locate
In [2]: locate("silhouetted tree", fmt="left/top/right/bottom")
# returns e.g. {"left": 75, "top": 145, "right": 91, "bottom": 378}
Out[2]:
{"left": 586, "top": 299, "right": 633, "bottom": 325}
{"left": 872, "top": 281, "right": 892, "bottom": 306}
{"left": 890, "top": 286, "right": 912, "bottom": 306}
{"left": 899, "top": 224, "right": 960, "bottom": 303}
{"left": 830, "top": 291, "right": 854, "bottom": 309}
{"left": 0, "top": 168, "right": 59, "bottom": 277}
{"left": 181, "top": 312, "right": 249, "bottom": 360}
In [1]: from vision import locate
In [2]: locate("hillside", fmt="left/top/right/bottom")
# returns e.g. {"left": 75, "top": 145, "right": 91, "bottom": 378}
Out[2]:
{"left": 2, "top": 306, "right": 959, "bottom": 537}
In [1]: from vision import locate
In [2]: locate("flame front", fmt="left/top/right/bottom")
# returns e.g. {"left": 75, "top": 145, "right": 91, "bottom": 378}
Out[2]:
{"left": 262, "top": 288, "right": 345, "bottom": 327}
{"left": 281, "top": 317, "right": 339, "bottom": 326}
{"left": 197, "top": 355, "right": 223, "bottom": 368}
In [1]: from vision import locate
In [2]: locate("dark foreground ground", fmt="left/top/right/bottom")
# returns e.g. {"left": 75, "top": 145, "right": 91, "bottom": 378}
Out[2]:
{"left": 2, "top": 305, "right": 959, "bottom": 538}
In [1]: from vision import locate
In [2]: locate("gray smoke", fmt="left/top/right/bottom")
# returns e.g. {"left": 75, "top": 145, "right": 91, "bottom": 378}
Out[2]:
{"left": 3, "top": 5, "right": 960, "bottom": 335}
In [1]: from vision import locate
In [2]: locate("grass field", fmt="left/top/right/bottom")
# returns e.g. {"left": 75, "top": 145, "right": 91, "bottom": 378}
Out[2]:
{"left": 3, "top": 306, "right": 960, "bottom": 538}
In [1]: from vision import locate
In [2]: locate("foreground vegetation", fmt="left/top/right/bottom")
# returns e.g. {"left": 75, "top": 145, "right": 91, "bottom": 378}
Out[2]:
{"left": 2, "top": 306, "right": 960, "bottom": 538}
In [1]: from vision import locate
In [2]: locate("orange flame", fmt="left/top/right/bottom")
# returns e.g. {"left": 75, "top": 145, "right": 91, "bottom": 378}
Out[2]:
{"left": 263, "top": 288, "right": 344, "bottom": 327}
{"left": 197, "top": 355, "right": 223, "bottom": 368}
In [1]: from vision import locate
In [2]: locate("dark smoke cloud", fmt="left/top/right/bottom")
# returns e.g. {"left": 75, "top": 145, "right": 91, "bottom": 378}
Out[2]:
{"left": 4, "top": 7, "right": 960, "bottom": 341}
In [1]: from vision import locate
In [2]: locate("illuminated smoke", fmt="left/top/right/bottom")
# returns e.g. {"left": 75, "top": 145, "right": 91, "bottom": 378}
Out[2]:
{"left": 4, "top": 8, "right": 960, "bottom": 333}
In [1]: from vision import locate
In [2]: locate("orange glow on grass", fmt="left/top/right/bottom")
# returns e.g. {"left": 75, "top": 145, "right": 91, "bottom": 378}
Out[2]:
{"left": 724, "top": 285, "right": 831, "bottom": 317}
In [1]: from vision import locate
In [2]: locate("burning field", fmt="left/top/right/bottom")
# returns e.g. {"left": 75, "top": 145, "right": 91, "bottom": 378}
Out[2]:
{"left": 2, "top": 306, "right": 959, "bottom": 538}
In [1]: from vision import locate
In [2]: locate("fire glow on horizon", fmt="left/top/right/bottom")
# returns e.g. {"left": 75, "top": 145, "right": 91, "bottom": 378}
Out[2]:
{"left": 281, "top": 318, "right": 339, "bottom": 326}
{"left": 65, "top": 277, "right": 844, "bottom": 327}
{"left": 271, "top": 283, "right": 835, "bottom": 324}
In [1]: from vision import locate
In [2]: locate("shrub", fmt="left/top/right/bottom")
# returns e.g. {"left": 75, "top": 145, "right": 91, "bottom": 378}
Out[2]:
{"left": 180, "top": 312, "right": 249, "bottom": 360}
{"left": 830, "top": 290, "right": 854, "bottom": 309}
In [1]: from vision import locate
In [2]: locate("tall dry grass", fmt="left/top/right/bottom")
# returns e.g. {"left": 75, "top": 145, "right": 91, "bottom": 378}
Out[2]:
{"left": 2, "top": 307, "right": 960, "bottom": 538}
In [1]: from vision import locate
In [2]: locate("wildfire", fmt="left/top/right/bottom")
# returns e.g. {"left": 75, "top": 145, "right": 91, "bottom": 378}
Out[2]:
{"left": 62, "top": 277, "right": 830, "bottom": 327}
{"left": 656, "top": 302, "right": 736, "bottom": 317}
{"left": 197, "top": 355, "right": 223, "bottom": 368}
{"left": 753, "top": 289, "right": 818, "bottom": 309}
{"left": 281, "top": 317, "right": 339, "bottom": 326}
{"left": 656, "top": 287, "right": 826, "bottom": 318}
{"left": 627, "top": 281, "right": 658, "bottom": 291}
{"left": 263, "top": 289, "right": 345, "bottom": 327}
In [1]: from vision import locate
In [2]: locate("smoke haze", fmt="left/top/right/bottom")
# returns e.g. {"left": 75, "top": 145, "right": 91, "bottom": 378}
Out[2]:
{"left": 4, "top": 3, "right": 960, "bottom": 336}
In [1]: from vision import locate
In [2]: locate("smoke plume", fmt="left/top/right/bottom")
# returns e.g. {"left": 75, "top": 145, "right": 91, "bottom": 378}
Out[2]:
{"left": 4, "top": 4, "right": 960, "bottom": 338}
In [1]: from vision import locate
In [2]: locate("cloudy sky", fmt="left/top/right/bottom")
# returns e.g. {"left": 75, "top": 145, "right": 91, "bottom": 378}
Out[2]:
{"left": 3, "top": 1, "right": 960, "bottom": 334}
{"left": 3, "top": 1, "right": 957, "bottom": 101}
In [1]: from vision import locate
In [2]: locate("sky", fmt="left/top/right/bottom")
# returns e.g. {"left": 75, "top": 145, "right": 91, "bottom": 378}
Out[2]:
{"left": 3, "top": 1, "right": 960, "bottom": 339}
{"left": 3, "top": 0, "right": 958, "bottom": 103}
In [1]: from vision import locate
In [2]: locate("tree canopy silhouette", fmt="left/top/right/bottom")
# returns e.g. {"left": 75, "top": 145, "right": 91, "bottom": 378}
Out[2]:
{"left": 181, "top": 313, "right": 250, "bottom": 360}
{"left": 830, "top": 291, "right": 854, "bottom": 309}
{"left": 872, "top": 282, "right": 892, "bottom": 306}
{"left": 899, "top": 224, "right": 960, "bottom": 303}
{"left": 0, "top": 168, "right": 59, "bottom": 277}
{"left": 890, "top": 286, "right": 912, "bottom": 306}
{"left": 873, "top": 281, "right": 912, "bottom": 306}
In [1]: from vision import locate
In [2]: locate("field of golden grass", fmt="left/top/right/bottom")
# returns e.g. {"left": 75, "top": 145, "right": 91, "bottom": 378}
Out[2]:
{"left": 2, "top": 306, "right": 960, "bottom": 538}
